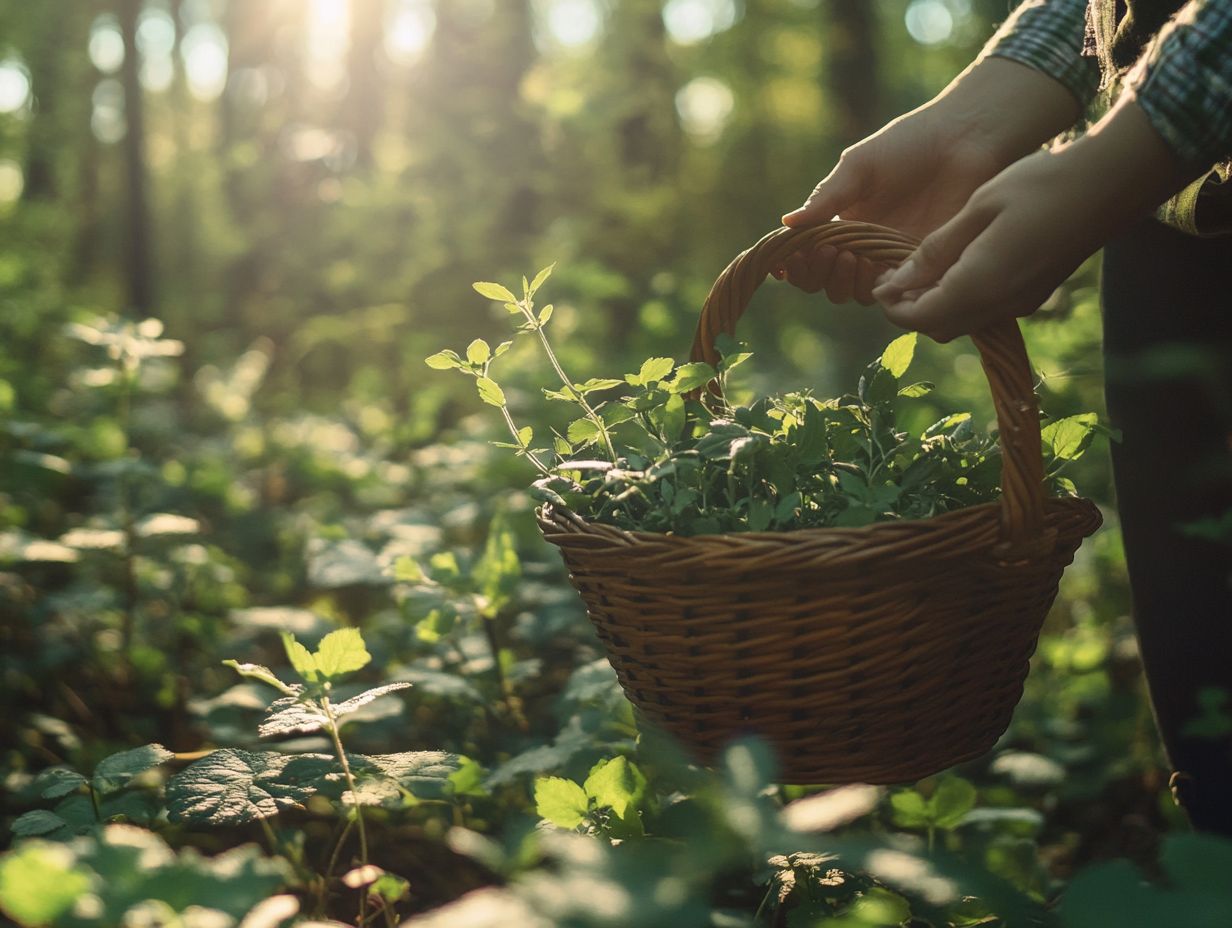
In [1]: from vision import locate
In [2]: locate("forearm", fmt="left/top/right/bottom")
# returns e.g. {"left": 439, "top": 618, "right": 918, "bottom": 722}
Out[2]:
{"left": 978, "top": 0, "right": 1100, "bottom": 110}
{"left": 1122, "top": 0, "right": 1232, "bottom": 176}
{"left": 930, "top": 56, "right": 1087, "bottom": 166}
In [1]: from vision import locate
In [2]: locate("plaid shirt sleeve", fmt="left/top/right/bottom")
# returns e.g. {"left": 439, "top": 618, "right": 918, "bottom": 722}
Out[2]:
{"left": 980, "top": 0, "right": 1101, "bottom": 107}
{"left": 1125, "top": 0, "right": 1232, "bottom": 173}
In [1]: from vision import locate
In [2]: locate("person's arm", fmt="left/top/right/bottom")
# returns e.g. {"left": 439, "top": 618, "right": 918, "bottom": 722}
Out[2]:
{"left": 980, "top": 0, "right": 1101, "bottom": 111}
{"left": 779, "top": 0, "right": 1093, "bottom": 303}
{"left": 872, "top": 0, "right": 1232, "bottom": 340}
{"left": 1124, "top": 0, "right": 1232, "bottom": 177}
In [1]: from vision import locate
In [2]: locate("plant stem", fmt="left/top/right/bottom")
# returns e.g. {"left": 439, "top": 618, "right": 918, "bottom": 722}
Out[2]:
{"left": 321, "top": 700, "right": 368, "bottom": 867}
{"left": 520, "top": 304, "right": 616, "bottom": 462}
{"left": 497, "top": 401, "right": 550, "bottom": 475}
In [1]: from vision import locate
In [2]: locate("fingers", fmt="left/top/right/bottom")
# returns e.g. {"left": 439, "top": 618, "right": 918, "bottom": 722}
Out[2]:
{"left": 775, "top": 246, "right": 881, "bottom": 307}
{"left": 878, "top": 219, "right": 1045, "bottom": 342}
{"left": 872, "top": 201, "right": 993, "bottom": 302}
{"left": 782, "top": 156, "right": 861, "bottom": 228}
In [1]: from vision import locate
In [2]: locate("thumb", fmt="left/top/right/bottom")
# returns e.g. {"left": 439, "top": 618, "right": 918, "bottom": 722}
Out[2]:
{"left": 873, "top": 204, "right": 990, "bottom": 299}
{"left": 782, "top": 159, "right": 862, "bottom": 227}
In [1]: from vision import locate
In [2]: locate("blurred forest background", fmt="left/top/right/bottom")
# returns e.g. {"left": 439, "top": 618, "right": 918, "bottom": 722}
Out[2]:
{"left": 1, "top": 2, "right": 1185, "bottom": 925}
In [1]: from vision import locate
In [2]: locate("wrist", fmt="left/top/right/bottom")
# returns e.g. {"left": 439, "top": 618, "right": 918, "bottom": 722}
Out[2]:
{"left": 1056, "top": 97, "right": 1192, "bottom": 221}
{"left": 934, "top": 57, "right": 1083, "bottom": 167}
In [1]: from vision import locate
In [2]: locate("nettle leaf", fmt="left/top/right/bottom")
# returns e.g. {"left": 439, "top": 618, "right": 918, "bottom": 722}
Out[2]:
{"left": 529, "top": 263, "right": 555, "bottom": 295}
{"left": 635, "top": 357, "right": 675, "bottom": 386}
{"left": 880, "top": 332, "right": 917, "bottom": 378}
{"left": 11, "top": 810, "right": 68, "bottom": 838}
{"left": 281, "top": 633, "right": 320, "bottom": 682}
{"left": 222, "top": 660, "right": 299, "bottom": 696}
{"left": 573, "top": 378, "right": 624, "bottom": 394}
{"left": 314, "top": 627, "right": 372, "bottom": 679}
{"left": 424, "top": 350, "right": 461, "bottom": 370}
{"left": 344, "top": 752, "right": 463, "bottom": 807}
{"left": 259, "top": 696, "right": 327, "bottom": 738}
{"left": 166, "top": 749, "right": 338, "bottom": 825}
{"left": 667, "top": 362, "right": 716, "bottom": 394}
{"left": 535, "top": 777, "right": 589, "bottom": 829}
{"left": 567, "top": 417, "right": 601, "bottom": 444}
{"left": 930, "top": 777, "right": 977, "bottom": 828}
{"left": 898, "top": 381, "right": 935, "bottom": 398}
{"left": 466, "top": 338, "right": 490, "bottom": 365}
{"left": 93, "top": 744, "right": 174, "bottom": 794}
{"left": 1042, "top": 413, "right": 1099, "bottom": 462}
{"left": 335, "top": 683, "right": 413, "bottom": 719}
{"left": 0, "top": 842, "right": 93, "bottom": 927}
{"left": 473, "top": 281, "right": 517, "bottom": 303}
{"left": 890, "top": 789, "right": 930, "bottom": 828}
{"left": 582, "top": 756, "right": 646, "bottom": 820}
{"left": 476, "top": 376, "right": 506, "bottom": 408}
{"left": 34, "top": 767, "right": 88, "bottom": 799}
{"left": 660, "top": 393, "right": 685, "bottom": 441}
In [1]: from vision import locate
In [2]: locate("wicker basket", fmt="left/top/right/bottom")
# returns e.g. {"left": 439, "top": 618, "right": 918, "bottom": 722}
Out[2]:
{"left": 537, "top": 221, "right": 1102, "bottom": 785}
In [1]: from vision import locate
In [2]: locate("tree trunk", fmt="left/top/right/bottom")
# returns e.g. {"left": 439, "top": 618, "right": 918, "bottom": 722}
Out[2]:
{"left": 118, "top": 0, "right": 154, "bottom": 314}
{"left": 823, "top": 0, "right": 883, "bottom": 145}
{"left": 344, "top": 0, "right": 385, "bottom": 171}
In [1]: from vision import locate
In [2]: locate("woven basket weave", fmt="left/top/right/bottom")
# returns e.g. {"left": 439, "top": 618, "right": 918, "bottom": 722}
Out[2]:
{"left": 537, "top": 221, "right": 1102, "bottom": 785}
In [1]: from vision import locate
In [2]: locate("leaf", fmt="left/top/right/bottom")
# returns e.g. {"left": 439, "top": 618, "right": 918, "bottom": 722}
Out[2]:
{"left": 930, "top": 777, "right": 978, "bottom": 829}
{"left": 535, "top": 777, "right": 589, "bottom": 829}
{"left": 493, "top": 340, "right": 513, "bottom": 358}
{"left": 313, "top": 627, "right": 371, "bottom": 679}
{"left": 636, "top": 357, "right": 675, "bottom": 386}
{"left": 529, "top": 263, "right": 555, "bottom": 295}
{"left": 660, "top": 393, "right": 685, "bottom": 441}
{"left": 538, "top": 304, "right": 554, "bottom": 325}
{"left": 600, "top": 404, "right": 637, "bottom": 427}
{"left": 889, "top": 789, "right": 930, "bottom": 828}
{"left": 34, "top": 767, "right": 88, "bottom": 799}
{"left": 466, "top": 338, "right": 490, "bottom": 365}
{"left": 898, "top": 381, "right": 935, "bottom": 398}
{"left": 573, "top": 378, "right": 624, "bottom": 394}
{"left": 582, "top": 756, "right": 647, "bottom": 820}
{"left": 473, "top": 281, "right": 517, "bottom": 303}
{"left": 281, "top": 632, "right": 320, "bottom": 683}
{"left": 93, "top": 744, "right": 174, "bottom": 794}
{"left": 424, "top": 350, "right": 461, "bottom": 370}
{"left": 335, "top": 683, "right": 414, "bottom": 719}
{"left": 0, "top": 842, "right": 92, "bottom": 926}
{"left": 344, "top": 752, "right": 464, "bottom": 806}
{"left": 165, "top": 750, "right": 338, "bottom": 825}
{"left": 517, "top": 425, "right": 533, "bottom": 447}
{"left": 258, "top": 696, "right": 327, "bottom": 738}
{"left": 667, "top": 362, "right": 716, "bottom": 394}
{"left": 881, "top": 332, "right": 917, "bottom": 378}
{"left": 11, "top": 810, "right": 69, "bottom": 837}
{"left": 222, "top": 661, "right": 299, "bottom": 696}
{"left": 748, "top": 498, "right": 773, "bottom": 531}
{"left": 567, "top": 417, "right": 601, "bottom": 444}
{"left": 476, "top": 376, "right": 506, "bottom": 408}
{"left": 1042, "top": 413, "right": 1099, "bottom": 462}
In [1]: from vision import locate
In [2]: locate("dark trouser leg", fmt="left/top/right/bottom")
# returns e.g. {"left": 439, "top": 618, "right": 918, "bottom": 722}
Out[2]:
{"left": 1101, "top": 217, "right": 1232, "bottom": 836}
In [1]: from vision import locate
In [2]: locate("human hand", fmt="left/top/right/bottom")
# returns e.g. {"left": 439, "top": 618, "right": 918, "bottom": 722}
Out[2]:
{"left": 777, "top": 58, "right": 1085, "bottom": 304}
{"left": 871, "top": 99, "right": 1191, "bottom": 342}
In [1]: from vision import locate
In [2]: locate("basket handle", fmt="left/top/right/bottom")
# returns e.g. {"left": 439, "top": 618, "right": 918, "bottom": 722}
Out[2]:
{"left": 688, "top": 220, "right": 1050, "bottom": 557}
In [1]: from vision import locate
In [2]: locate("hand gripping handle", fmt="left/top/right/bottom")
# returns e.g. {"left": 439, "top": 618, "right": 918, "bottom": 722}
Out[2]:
{"left": 689, "top": 221, "right": 1049, "bottom": 556}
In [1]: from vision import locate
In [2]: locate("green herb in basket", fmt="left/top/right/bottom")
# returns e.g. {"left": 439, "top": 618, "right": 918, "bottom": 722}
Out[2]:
{"left": 426, "top": 264, "right": 1099, "bottom": 536}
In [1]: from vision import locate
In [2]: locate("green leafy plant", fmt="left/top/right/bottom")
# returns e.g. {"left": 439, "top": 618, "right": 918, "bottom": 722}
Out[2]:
{"left": 171, "top": 627, "right": 464, "bottom": 926}
{"left": 428, "top": 267, "right": 1099, "bottom": 535}
{"left": 9, "top": 743, "right": 173, "bottom": 840}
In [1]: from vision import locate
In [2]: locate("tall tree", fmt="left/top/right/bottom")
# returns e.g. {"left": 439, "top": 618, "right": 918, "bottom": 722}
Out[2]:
{"left": 344, "top": 0, "right": 385, "bottom": 171}
{"left": 823, "top": 0, "right": 883, "bottom": 145}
